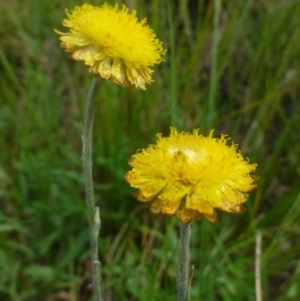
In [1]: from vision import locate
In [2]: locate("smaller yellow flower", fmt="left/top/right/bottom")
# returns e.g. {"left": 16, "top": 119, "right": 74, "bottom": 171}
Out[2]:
{"left": 55, "top": 3, "right": 166, "bottom": 90}
{"left": 125, "top": 128, "right": 258, "bottom": 223}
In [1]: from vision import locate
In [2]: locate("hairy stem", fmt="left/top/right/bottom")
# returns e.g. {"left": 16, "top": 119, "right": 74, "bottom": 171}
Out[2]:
{"left": 177, "top": 222, "right": 192, "bottom": 301}
{"left": 82, "top": 77, "right": 102, "bottom": 301}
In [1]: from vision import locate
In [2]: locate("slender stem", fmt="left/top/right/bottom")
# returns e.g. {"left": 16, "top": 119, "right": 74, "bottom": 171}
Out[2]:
{"left": 177, "top": 222, "right": 192, "bottom": 301}
{"left": 166, "top": 1, "right": 178, "bottom": 127}
{"left": 208, "top": 0, "right": 221, "bottom": 128}
{"left": 82, "top": 77, "right": 102, "bottom": 301}
{"left": 255, "top": 229, "right": 262, "bottom": 301}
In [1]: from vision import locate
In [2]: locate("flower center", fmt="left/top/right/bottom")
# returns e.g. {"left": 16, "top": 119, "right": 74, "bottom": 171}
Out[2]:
{"left": 168, "top": 147, "right": 207, "bottom": 162}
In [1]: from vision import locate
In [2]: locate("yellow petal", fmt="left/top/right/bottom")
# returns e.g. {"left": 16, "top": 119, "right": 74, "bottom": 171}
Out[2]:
{"left": 126, "top": 127, "right": 258, "bottom": 223}
{"left": 55, "top": 3, "right": 166, "bottom": 89}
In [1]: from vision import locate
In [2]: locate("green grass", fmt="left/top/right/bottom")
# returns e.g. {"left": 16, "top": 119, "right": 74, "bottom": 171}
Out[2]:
{"left": 1, "top": 0, "right": 300, "bottom": 300}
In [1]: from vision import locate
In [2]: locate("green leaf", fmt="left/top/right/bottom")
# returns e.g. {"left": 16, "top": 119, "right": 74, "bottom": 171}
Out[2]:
{"left": 258, "top": 184, "right": 300, "bottom": 228}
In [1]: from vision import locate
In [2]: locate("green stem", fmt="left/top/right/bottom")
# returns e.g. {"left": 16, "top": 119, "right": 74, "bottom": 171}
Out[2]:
{"left": 177, "top": 222, "right": 192, "bottom": 301}
{"left": 166, "top": 1, "right": 178, "bottom": 127}
{"left": 208, "top": 0, "right": 221, "bottom": 128}
{"left": 82, "top": 77, "right": 102, "bottom": 301}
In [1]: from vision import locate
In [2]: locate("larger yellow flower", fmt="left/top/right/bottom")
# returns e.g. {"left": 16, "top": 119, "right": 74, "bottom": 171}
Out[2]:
{"left": 125, "top": 128, "right": 258, "bottom": 223}
{"left": 55, "top": 3, "right": 166, "bottom": 90}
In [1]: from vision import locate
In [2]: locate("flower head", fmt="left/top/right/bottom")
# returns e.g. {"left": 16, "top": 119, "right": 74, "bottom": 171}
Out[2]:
{"left": 125, "top": 128, "right": 258, "bottom": 223}
{"left": 55, "top": 3, "right": 166, "bottom": 90}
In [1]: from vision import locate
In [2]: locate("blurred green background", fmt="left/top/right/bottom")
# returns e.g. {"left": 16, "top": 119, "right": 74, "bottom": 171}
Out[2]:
{"left": 0, "top": 0, "right": 300, "bottom": 300}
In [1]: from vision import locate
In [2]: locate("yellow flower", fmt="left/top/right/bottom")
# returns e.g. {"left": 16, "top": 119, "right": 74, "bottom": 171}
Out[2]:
{"left": 125, "top": 128, "right": 258, "bottom": 223}
{"left": 55, "top": 3, "right": 166, "bottom": 90}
